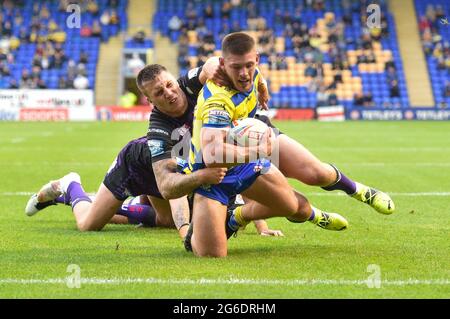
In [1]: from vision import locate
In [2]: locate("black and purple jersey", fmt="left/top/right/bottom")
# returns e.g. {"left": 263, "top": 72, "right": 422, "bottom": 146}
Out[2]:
{"left": 147, "top": 66, "right": 204, "bottom": 164}
{"left": 103, "top": 68, "right": 204, "bottom": 200}
{"left": 103, "top": 136, "right": 162, "bottom": 200}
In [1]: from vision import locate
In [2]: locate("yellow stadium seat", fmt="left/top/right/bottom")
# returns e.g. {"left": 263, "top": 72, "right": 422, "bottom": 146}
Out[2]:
{"left": 358, "top": 63, "right": 368, "bottom": 72}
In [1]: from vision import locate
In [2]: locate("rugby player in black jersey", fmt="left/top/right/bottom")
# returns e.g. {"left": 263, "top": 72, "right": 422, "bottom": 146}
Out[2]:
{"left": 25, "top": 58, "right": 282, "bottom": 238}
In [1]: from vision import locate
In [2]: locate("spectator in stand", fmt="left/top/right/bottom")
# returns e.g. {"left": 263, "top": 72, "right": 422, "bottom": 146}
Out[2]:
{"left": 67, "top": 59, "right": 78, "bottom": 79}
{"left": 444, "top": 81, "right": 450, "bottom": 98}
{"left": 58, "top": 76, "right": 69, "bottom": 89}
{"left": 247, "top": 2, "right": 260, "bottom": 31}
{"left": 0, "top": 62, "right": 11, "bottom": 76}
{"left": 418, "top": 16, "right": 431, "bottom": 33}
{"left": 316, "top": 86, "right": 330, "bottom": 107}
{"left": 52, "top": 51, "right": 65, "bottom": 69}
{"left": 435, "top": 5, "right": 445, "bottom": 20}
{"left": 9, "top": 79, "right": 19, "bottom": 89}
{"left": 87, "top": 0, "right": 100, "bottom": 16}
{"left": 132, "top": 29, "right": 146, "bottom": 43}
{"left": 384, "top": 56, "right": 396, "bottom": 70}
{"left": 30, "top": 65, "right": 42, "bottom": 82}
{"left": 168, "top": 15, "right": 182, "bottom": 35}
{"left": 80, "top": 23, "right": 93, "bottom": 37}
{"left": 100, "top": 10, "right": 111, "bottom": 26}
{"left": 79, "top": 50, "right": 89, "bottom": 65}
{"left": 328, "top": 90, "right": 339, "bottom": 106}
{"left": 108, "top": 0, "right": 119, "bottom": 8}
{"left": 119, "top": 90, "right": 138, "bottom": 108}
{"left": 221, "top": 1, "right": 231, "bottom": 19}
{"left": 127, "top": 53, "right": 145, "bottom": 75}
{"left": 73, "top": 71, "right": 89, "bottom": 90}
{"left": 364, "top": 92, "right": 374, "bottom": 107}
{"left": 389, "top": 79, "right": 400, "bottom": 98}
{"left": 354, "top": 92, "right": 365, "bottom": 106}
{"left": 204, "top": 4, "right": 214, "bottom": 19}
{"left": 386, "top": 65, "right": 398, "bottom": 83}
{"left": 2, "top": 21, "right": 13, "bottom": 37}
{"left": 92, "top": 20, "right": 102, "bottom": 38}
{"left": 37, "top": 79, "right": 47, "bottom": 89}
{"left": 18, "top": 26, "right": 29, "bottom": 43}
{"left": 305, "top": 62, "right": 318, "bottom": 78}
{"left": 110, "top": 10, "right": 119, "bottom": 25}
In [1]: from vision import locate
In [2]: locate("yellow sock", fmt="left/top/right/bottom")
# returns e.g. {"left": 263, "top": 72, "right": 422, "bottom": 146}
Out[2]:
{"left": 233, "top": 206, "right": 250, "bottom": 227}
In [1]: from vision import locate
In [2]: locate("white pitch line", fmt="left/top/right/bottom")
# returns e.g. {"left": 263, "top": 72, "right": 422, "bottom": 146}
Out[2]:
{"left": 0, "top": 277, "right": 448, "bottom": 286}
{"left": 2, "top": 192, "right": 450, "bottom": 197}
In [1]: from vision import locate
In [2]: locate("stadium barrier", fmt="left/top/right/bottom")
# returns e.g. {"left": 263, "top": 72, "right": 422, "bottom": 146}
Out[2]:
{"left": 316, "top": 105, "right": 345, "bottom": 121}
{"left": 0, "top": 89, "right": 95, "bottom": 121}
{"left": 346, "top": 108, "right": 450, "bottom": 120}
{"left": 96, "top": 105, "right": 152, "bottom": 121}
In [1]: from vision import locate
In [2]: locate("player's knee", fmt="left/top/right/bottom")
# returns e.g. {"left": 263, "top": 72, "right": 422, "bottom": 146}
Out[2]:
{"left": 195, "top": 249, "right": 227, "bottom": 258}
{"left": 77, "top": 219, "right": 102, "bottom": 232}
{"left": 291, "top": 192, "right": 312, "bottom": 221}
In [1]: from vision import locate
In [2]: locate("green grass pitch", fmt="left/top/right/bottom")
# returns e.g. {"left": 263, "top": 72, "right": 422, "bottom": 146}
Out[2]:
{"left": 0, "top": 120, "right": 449, "bottom": 298}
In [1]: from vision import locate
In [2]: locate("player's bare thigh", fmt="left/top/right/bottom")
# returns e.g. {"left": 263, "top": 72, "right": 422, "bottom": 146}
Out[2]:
{"left": 277, "top": 134, "right": 335, "bottom": 186}
{"left": 74, "top": 183, "right": 123, "bottom": 231}
{"left": 241, "top": 164, "right": 299, "bottom": 217}
{"left": 191, "top": 193, "right": 228, "bottom": 258}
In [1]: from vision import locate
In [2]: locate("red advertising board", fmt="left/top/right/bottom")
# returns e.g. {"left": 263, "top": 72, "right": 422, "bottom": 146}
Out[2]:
{"left": 273, "top": 109, "right": 315, "bottom": 120}
{"left": 19, "top": 108, "right": 69, "bottom": 121}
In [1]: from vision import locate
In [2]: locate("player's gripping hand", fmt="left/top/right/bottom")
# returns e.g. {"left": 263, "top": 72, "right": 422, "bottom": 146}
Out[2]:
{"left": 202, "top": 56, "right": 232, "bottom": 87}
{"left": 257, "top": 79, "right": 270, "bottom": 110}
{"left": 253, "top": 220, "right": 284, "bottom": 237}
{"left": 197, "top": 167, "right": 228, "bottom": 185}
{"left": 260, "top": 229, "right": 284, "bottom": 237}
{"left": 257, "top": 127, "right": 275, "bottom": 157}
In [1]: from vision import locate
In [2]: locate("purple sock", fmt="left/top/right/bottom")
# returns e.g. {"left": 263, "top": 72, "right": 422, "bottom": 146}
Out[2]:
{"left": 322, "top": 165, "right": 357, "bottom": 195}
{"left": 117, "top": 203, "right": 156, "bottom": 227}
{"left": 66, "top": 182, "right": 92, "bottom": 209}
{"left": 55, "top": 195, "right": 70, "bottom": 205}
{"left": 308, "top": 209, "right": 315, "bottom": 221}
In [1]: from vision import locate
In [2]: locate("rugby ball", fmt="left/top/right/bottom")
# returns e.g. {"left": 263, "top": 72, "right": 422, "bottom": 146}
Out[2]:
{"left": 228, "top": 117, "right": 270, "bottom": 147}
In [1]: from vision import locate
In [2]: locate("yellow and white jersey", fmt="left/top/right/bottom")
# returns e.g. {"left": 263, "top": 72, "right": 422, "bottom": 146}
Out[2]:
{"left": 188, "top": 69, "right": 262, "bottom": 171}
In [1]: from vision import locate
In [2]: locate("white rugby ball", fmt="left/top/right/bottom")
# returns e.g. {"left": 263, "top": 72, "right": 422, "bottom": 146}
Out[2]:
{"left": 228, "top": 117, "right": 270, "bottom": 147}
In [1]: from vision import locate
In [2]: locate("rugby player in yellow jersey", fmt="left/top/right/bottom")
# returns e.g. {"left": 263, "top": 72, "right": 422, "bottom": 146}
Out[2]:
{"left": 187, "top": 32, "right": 349, "bottom": 257}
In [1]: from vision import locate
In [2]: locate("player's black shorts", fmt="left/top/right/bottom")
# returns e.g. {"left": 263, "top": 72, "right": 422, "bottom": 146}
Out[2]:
{"left": 103, "top": 136, "right": 163, "bottom": 201}
{"left": 254, "top": 113, "right": 284, "bottom": 135}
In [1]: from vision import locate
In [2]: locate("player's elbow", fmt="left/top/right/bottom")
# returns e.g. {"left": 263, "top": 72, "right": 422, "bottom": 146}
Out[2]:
{"left": 159, "top": 187, "right": 178, "bottom": 200}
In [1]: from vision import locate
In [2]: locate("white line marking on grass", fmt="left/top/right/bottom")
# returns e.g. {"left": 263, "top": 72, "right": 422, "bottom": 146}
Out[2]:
{"left": 10, "top": 138, "right": 25, "bottom": 144}
{"left": 307, "top": 192, "right": 450, "bottom": 197}
{"left": 0, "top": 161, "right": 109, "bottom": 166}
{"left": 338, "top": 163, "right": 450, "bottom": 167}
{"left": 3, "top": 192, "right": 450, "bottom": 197}
{"left": 313, "top": 147, "right": 450, "bottom": 152}
{"left": 0, "top": 278, "right": 448, "bottom": 286}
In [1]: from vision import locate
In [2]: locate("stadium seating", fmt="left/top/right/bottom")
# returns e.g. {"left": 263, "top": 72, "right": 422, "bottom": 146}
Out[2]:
{"left": 0, "top": 0, "right": 128, "bottom": 89}
{"left": 414, "top": 0, "right": 449, "bottom": 107}
{"left": 153, "top": 0, "right": 409, "bottom": 108}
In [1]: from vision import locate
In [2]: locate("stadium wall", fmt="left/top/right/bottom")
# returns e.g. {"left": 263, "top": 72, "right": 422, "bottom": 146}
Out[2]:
{"left": 1, "top": 89, "right": 449, "bottom": 121}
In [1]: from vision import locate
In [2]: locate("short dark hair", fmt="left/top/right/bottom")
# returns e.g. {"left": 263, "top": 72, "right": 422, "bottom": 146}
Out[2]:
{"left": 136, "top": 64, "right": 167, "bottom": 91}
{"left": 222, "top": 32, "right": 256, "bottom": 56}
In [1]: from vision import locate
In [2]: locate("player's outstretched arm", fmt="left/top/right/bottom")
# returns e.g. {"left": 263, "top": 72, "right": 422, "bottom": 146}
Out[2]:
{"left": 168, "top": 196, "right": 191, "bottom": 239}
{"left": 253, "top": 220, "right": 284, "bottom": 237}
{"left": 153, "top": 158, "right": 227, "bottom": 200}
